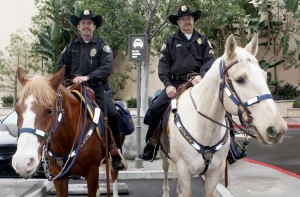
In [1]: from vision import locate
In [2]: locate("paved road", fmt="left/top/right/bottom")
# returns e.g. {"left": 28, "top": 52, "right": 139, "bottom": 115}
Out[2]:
{"left": 45, "top": 177, "right": 205, "bottom": 196}
{"left": 240, "top": 129, "right": 300, "bottom": 175}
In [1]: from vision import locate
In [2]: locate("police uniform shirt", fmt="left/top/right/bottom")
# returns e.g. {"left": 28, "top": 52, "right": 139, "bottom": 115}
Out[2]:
{"left": 158, "top": 30, "right": 214, "bottom": 87}
{"left": 57, "top": 36, "right": 113, "bottom": 84}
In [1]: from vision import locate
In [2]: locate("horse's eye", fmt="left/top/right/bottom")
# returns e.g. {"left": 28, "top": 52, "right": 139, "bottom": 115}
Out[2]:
{"left": 235, "top": 76, "right": 246, "bottom": 84}
{"left": 44, "top": 109, "right": 53, "bottom": 116}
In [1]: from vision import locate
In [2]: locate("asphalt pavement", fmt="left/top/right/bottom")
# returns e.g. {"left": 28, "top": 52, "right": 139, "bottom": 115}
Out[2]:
{"left": 0, "top": 117, "right": 299, "bottom": 197}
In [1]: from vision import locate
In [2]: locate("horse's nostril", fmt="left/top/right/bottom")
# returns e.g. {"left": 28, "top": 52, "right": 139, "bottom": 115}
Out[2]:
{"left": 266, "top": 126, "right": 278, "bottom": 139}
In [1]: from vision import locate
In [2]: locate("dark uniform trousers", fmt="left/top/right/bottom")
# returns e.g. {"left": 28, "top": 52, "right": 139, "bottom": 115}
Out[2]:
{"left": 146, "top": 80, "right": 186, "bottom": 142}
{"left": 90, "top": 84, "right": 122, "bottom": 149}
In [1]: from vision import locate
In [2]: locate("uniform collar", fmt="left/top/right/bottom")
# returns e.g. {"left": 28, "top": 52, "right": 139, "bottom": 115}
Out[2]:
{"left": 74, "top": 36, "right": 98, "bottom": 44}
{"left": 172, "top": 29, "right": 200, "bottom": 42}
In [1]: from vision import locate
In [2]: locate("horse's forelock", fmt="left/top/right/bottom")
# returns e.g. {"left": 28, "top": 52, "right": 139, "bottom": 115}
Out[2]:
{"left": 19, "top": 76, "right": 57, "bottom": 106}
{"left": 234, "top": 47, "right": 258, "bottom": 64}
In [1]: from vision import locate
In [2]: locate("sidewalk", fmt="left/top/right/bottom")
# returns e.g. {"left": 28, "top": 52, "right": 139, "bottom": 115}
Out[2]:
{"left": 114, "top": 158, "right": 300, "bottom": 197}
{"left": 2, "top": 157, "right": 299, "bottom": 197}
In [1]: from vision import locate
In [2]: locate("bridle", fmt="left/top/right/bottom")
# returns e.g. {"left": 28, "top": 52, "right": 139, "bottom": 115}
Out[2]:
{"left": 218, "top": 59, "right": 273, "bottom": 133}
{"left": 17, "top": 84, "right": 101, "bottom": 180}
{"left": 18, "top": 88, "right": 63, "bottom": 139}
{"left": 18, "top": 89, "right": 64, "bottom": 179}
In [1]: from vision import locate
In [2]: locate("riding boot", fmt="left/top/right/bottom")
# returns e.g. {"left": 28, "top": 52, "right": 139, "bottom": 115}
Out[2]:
{"left": 139, "top": 130, "right": 159, "bottom": 161}
{"left": 110, "top": 144, "right": 126, "bottom": 171}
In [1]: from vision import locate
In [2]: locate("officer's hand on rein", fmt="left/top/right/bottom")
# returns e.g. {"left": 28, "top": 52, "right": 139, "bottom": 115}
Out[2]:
{"left": 189, "top": 75, "right": 202, "bottom": 85}
{"left": 73, "top": 76, "right": 89, "bottom": 84}
{"left": 166, "top": 85, "right": 176, "bottom": 98}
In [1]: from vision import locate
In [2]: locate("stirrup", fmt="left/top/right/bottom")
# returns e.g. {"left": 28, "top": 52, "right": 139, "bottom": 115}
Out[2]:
{"left": 138, "top": 142, "right": 158, "bottom": 162}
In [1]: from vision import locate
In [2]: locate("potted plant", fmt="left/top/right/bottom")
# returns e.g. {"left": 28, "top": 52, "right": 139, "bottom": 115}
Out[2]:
{"left": 272, "top": 82, "right": 300, "bottom": 117}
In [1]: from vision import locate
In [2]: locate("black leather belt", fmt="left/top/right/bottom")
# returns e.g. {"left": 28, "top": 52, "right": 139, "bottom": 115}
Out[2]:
{"left": 88, "top": 82, "right": 102, "bottom": 87}
{"left": 171, "top": 74, "right": 189, "bottom": 81}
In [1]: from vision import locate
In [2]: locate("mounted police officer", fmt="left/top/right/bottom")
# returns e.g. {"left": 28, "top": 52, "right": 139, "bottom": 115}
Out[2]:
{"left": 139, "top": 5, "right": 215, "bottom": 161}
{"left": 56, "top": 9, "right": 126, "bottom": 170}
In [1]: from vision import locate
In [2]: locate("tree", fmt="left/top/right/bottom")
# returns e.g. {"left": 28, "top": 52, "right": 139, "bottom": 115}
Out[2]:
{"left": 241, "top": 0, "right": 300, "bottom": 85}
{"left": 0, "top": 29, "right": 39, "bottom": 102}
{"left": 31, "top": 0, "right": 79, "bottom": 73}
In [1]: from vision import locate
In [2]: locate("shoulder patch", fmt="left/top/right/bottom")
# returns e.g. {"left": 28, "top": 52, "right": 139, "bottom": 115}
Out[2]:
{"left": 61, "top": 46, "right": 66, "bottom": 54}
{"left": 207, "top": 40, "right": 213, "bottom": 48}
{"left": 103, "top": 45, "right": 112, "bottom": 53}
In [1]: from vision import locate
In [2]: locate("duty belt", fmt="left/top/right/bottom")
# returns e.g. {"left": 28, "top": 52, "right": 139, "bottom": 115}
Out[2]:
{"left": 87, "top": 82, "right": 102, "bottom": 87}
{"left": 171, "top": 74, "right": 189, "bottom": 81}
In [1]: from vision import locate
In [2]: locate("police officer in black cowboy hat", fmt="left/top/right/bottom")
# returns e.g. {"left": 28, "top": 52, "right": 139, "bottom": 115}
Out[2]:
{"left": 139, "top": 5, "right": 214, "bottom": 161}
{"left": 56, "top": 9, "right": 126, "bottom": 170}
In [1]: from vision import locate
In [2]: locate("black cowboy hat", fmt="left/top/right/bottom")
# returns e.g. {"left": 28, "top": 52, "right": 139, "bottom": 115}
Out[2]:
{"left": 168, "top": 5, "right": 201, "bottom": 25}
{"left": 70, "top": 9, "right": 102, "bottom": 29}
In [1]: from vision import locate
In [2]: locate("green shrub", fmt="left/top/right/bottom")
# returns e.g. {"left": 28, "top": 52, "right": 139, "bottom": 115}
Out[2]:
{"left": 1, "top": 95, "right": 14, "bottom": 107}
{"left": 272, "top": 83, "right": 300, "bottom": 100}
{"left": 126, "top": 97, "right": 137, "bottom": 108}
{"left": 294, "top": 101, "right": 300, "bottom": 108}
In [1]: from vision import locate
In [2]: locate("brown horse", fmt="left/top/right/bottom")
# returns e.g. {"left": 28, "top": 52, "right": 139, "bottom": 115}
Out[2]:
{"left": 12, "top": 67, "right": 122, "bottom": 197}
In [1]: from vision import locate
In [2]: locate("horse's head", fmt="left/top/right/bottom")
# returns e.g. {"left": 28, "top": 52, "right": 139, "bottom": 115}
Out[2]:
{"left": 12, "top": 67, "right": 65, "bottom": 177}
{"left": 221, "top": 34, "right": 287, "bottom": 144}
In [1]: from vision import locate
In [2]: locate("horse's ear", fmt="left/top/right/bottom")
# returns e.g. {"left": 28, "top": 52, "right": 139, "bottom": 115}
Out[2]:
{"left": 50, "top": 66, "right": 65, "bottom": 90}
{"left": 17, "top": 67, "right": 29, "bottom": 86}
{"left": 224, "top": 34, "right": 236, "bottom": 60}
{"left": 245, "top": 33, "right": 258, "bottom": 56}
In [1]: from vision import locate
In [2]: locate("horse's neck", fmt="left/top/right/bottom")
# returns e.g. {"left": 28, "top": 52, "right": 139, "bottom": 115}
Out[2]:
{"left": 177, "top": 60, "right": 226, "bottom": 142}
{"left": 52, "top": 86, "right": 81, "bottom": 152}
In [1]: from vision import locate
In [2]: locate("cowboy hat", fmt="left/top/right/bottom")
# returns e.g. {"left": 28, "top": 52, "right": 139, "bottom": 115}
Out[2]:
{"left": 70, "top": 9, "right": 102, "bottom": 29}
{"left": 168, "top": 5, "right": 201, "bottom": 25}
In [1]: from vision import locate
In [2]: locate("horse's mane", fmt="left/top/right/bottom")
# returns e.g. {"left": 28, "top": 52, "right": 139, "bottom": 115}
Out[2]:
{"left": 19, "top": 76, "right": 57, "bottom": 105}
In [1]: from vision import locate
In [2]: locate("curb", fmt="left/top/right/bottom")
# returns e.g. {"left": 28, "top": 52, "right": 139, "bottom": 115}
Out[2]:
{"left": 28, "top": 170, "right": 233, "bottom": 197}
{"left": 25, "top": 181, "right": 53, "bottom": 197}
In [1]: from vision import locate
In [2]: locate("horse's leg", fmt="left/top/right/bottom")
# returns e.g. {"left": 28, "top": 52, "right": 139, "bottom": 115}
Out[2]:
{"left": 161, "top": 152, "right": 170, "bottom": 197}
{"left": 108, "top": 133, "right": 124, "bottom": 197}
{"left": 176, "top": 162, "right": 192, "bottom": 197}
{"left": 111, "top": 170, "right": 119, "bottom": 197}
{"left": 53, "top": 177, "right": 69, "bottom": 197}
{"left": 204, "top": 160, "right": 226, "bottom": 197}
{"left": 86, "top": 165, "right": 100, "bottom": 197}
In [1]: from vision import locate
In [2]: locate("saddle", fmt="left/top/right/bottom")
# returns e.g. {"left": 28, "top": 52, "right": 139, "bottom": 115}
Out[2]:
{"left": 149, "top": 81, "right": 194, "bottom": 154}
{"left": 149, "top": 81, "right": 246, "bottom": 164}
{"left": 67, "top": 83, "right": 96, "bottom": 100}
{"left": 66, "top": 83, "right": 127, "bottom": 169}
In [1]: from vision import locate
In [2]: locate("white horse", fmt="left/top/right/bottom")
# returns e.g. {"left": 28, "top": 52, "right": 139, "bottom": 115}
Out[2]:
{"left": 160, "top": 34, "right": 287, "bottom": 197}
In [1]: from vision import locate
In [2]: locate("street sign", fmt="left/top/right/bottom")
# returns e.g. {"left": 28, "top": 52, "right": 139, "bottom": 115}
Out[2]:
{"left": 129, "top": 34, "right": 149, "bottom": 61}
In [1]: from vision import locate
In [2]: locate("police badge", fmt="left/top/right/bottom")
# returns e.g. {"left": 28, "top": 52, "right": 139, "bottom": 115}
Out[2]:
{"left": 83, "top": 10, "right": 90, "bottom": 15}
{"left": 90, "top": 48, "right": 97, "bottom": 57}
{"left": 197, "top": 38, "right": 202, "bottom": 45}
{"left": 181, "top": 5, "right": 187, "bottom": 12}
